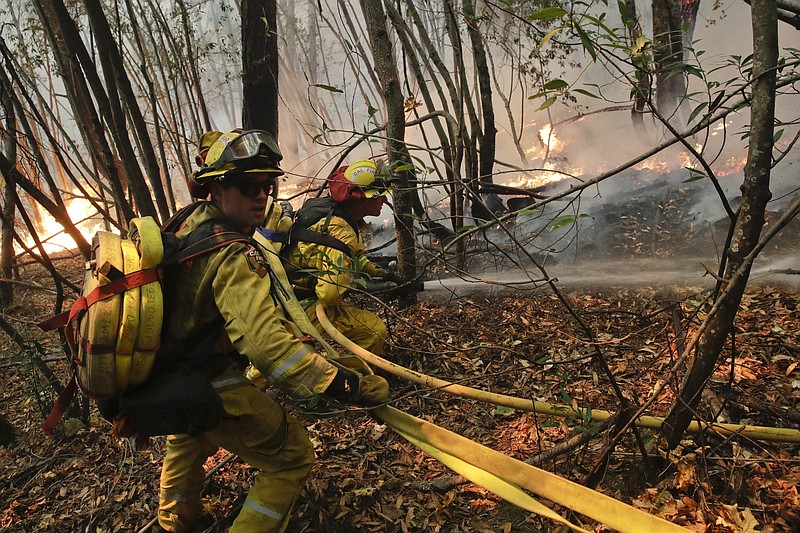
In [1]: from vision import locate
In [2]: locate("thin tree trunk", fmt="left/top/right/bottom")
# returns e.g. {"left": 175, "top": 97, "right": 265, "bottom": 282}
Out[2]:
{"left": 0, "top": 81, "right": 15, "bottom": 306}
{"left": 360, "top": 0, "right": 417, "bottom": 306}
{"left": 83, "top": 0, "right": 167, "bottom": 223}
{"left": 463, "top": 0, "right": 496, "bottom": 186}
{"left": 176, "top": 0, "right": 211, "bottom": 132}
{"left": 242, "top": 0, "right": 279, "bottom": 135}
{"left": 663, "top": 0, "right": 778, "bottom": 448}
{"left": 33, "top": 0, "right": 138, "bottom": 224}
{"left": 624, "top": 0, "right": 652, "bottom": 129}
{"left": 122, "top": 0, "right": 176, "bottom": 212}
{"left": 651, "top": 0, "right": 686, "bottom": 119}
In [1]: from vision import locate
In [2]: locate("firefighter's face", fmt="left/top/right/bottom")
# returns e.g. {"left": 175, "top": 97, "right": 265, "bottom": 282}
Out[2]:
{"left": 349, "top": 195, "right": 385, "bottom": 220}
{"left": 212, "top": 173, "right": 274, "bottom": 232}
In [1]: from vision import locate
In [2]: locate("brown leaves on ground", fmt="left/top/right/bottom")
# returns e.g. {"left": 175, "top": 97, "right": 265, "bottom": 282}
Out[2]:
{"left": 1, "top": 257, "right": 799, "bottom": 532}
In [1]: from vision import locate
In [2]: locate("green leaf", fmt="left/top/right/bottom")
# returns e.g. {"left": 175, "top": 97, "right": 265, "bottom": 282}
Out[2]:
{"left": 574, "top": 23, "right": 596, "bottom": 60}
{"left": 541, "top": 421, "right": 560, "bottom": 428}
{"left": 528, "top": 6, "right": 567, "bottom": 20}
{"left": 709, "top": 91, "right": 725, "bottom": 112}
{"left": 394, "top": 163, "right": 415, "bottom": 172}
{"left": 617, "top": 0, "right": 629, "bottom": 26}
{"left": 543, "top": 79, "right": 569, "bottom": 90}
{"left": 687, "top": 101, "right": 708, "bottom": 124}
{"left": 774, "top": 129, "right": 784, "bottom": 143}
{"left": 537, "top": 96, "right": 557, "bottom": 111}
{"left": 574, "top": 88, "right": 601, "bottom": 99}
{"left": 537, "top": 27, "right": 562, "bottom": 53}
{"left": 549, "top": 214, "right": 588, "bottom": 231}
{"left": 494, "top": 406, "right": 515, "bottom": 417}
{"left": 367, "top": 104, "right": 378, "bottom": 117}
{"left": 683, "top": 167, "right": 706, "bottom": 182}
{"left": 314, "top": 83, "right": 344, "bottom": 93}
{"left": 683, "top": 64, "right": 703, "bottom": 78}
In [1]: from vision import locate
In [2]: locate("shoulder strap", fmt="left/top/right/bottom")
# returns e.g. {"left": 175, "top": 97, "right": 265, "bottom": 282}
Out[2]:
{"left": 287, "top": 197, "right": 355, "bottom": 256}
{"left": 161, "top": 200, "right": 208, "bottom": 234}
{"left": 162, "top": 206, "right": 256, "bottom": 266}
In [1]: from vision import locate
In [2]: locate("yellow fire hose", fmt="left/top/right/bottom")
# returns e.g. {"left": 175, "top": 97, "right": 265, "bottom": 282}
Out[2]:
{"left": 381, "top": 406, "right": 687, "bottom": 532}
{"left": 309, "top": 304, "right": 688, "bottom": 531}
{"left": 250, "top": 208, "right": 790, "bottom": 529}
{"left": 316, "top": 302, "right": 800, "bottom": 445}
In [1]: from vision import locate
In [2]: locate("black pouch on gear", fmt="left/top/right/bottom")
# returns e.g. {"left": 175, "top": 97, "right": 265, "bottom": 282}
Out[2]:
{"left": 118, "top": 372, "right": 224, "bottom": 437}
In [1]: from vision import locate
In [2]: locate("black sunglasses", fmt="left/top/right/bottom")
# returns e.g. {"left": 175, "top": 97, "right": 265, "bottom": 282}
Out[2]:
{"left": 226, "top": 178, "right": 277, "bottom": 198}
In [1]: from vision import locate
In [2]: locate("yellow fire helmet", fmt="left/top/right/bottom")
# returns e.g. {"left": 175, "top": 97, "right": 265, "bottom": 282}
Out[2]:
{"left": 194, "top": 129, "right": 284, "bottom": 183}
{"left": 340, "top": 159, "right": 392, "bottom": 198}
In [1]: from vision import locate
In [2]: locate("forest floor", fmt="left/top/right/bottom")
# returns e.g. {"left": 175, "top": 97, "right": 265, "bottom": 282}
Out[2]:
{"left": 1, "top": 247, "right": 799, "bottom": 533}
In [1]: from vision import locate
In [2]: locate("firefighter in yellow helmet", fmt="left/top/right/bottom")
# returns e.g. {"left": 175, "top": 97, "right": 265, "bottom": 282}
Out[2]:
{"left": 153, "top": 131, "right": 390, "bottom": 533}
{"left": 281, "top": 159, "right": 400, "bottom": 356}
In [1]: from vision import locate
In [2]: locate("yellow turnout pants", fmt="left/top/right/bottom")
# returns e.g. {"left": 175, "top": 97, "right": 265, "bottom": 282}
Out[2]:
{"left": 157, "top": 371, "right": 315, "bottom": 532}
{"left": 305, "top": 302, "right": 386, "bottom": 355}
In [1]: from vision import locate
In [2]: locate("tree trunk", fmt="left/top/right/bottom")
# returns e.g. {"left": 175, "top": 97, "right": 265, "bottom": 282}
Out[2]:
{"left": 0, "top": 83, "right": 15, "bottom": 307}
{"left": 463, "top": 0, "right": 496, "bottom": 186}
{"left": 123, "top": 0, "right": 177, "bottom": 212}
{"left": 33, "top": 0, "right": 138, "bottom": 224}
{"left": 662, "top": 0, "right": 778, "bottom": 449}
{"left": 624, "top": 0, "right": 652, "bottom": 127}
{"left": 176, "top": 0, "right": 211, "bottom": 133}
{"left": 360, "top": 0, "right": 417, "bottom": 306}
{"left": 651, "top": 0, "right": 686, "bottom": 119}
{"left": 83, "top": 0, "right": 168, "bottom": 223}
{"left": 242, "top": 0, "right": 279, "bottom": 135}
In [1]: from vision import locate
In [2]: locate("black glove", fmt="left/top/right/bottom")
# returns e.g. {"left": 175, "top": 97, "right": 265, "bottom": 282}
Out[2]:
{"left": 382, "top": 272, "right": 404, "bottom": 285}
{"left": 364, "top": 280, "right": 398, "bottom": 294}
{"left": 325, "top": 369, "right": 390, "bottom": 406}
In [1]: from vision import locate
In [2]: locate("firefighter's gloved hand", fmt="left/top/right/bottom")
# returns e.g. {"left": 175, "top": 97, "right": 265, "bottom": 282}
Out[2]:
{"left": 326, "top": 369, "right": 390, "bottom": 406}
{"left": 354, "top": 375, "right": 390, "bottom": 405}
{"left": 363, "top": 280, "right": 398, "bottom": 294}
{"left": 382, "top": 272, "right": 404, "bottom": 285}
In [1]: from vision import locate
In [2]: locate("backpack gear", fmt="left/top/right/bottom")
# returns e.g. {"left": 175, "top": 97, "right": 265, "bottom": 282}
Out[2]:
{"left": 280, "top": 196, "right": 358, "bottom": 257}
{"left": 38, "top": 201, "right": 254, "bottom": 435}
{"left": 194, "top": 130, "right": 283, "bottom": 183}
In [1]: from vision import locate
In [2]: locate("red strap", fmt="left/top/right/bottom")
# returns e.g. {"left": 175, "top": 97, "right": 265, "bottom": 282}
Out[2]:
{"left": 41, "top": 373, "right": 78, "bottom": 435}
{"left": 38, "top": 269, "right": 160, "bottom": 331}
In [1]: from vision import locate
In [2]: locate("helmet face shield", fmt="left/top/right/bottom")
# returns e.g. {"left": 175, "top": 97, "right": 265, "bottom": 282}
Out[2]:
{"left": 224, "top": 131, "right": 282, "bottom": 163}
{"left": 195, "top": 130, "right": 283, "bottom": 182}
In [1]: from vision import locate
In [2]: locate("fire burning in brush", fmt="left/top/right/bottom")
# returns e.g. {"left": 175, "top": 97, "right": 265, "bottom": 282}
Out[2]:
{"left": 19, "top": 198, "right": 104, "bottom": 255}
{"left": 538, "top": 124, "right": 560, "bottom": 153}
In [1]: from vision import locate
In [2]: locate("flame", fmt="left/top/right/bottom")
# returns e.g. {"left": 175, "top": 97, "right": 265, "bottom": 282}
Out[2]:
{"left": 538, "top": 125, "right": 560, "bottom": 152}
{"left": 506, "top": 162, "right": 572, "bottom": 190}
{"left": 19, "top": 198, "right": 103, "bottom": 254}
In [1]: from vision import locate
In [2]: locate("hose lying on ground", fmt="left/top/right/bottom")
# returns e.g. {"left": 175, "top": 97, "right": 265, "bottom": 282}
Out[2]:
{"left": 314, "top": 303, "right": 688, "bottom": 531}
{"left": 317, "top": 302, "right": 800, "bottom": 444}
